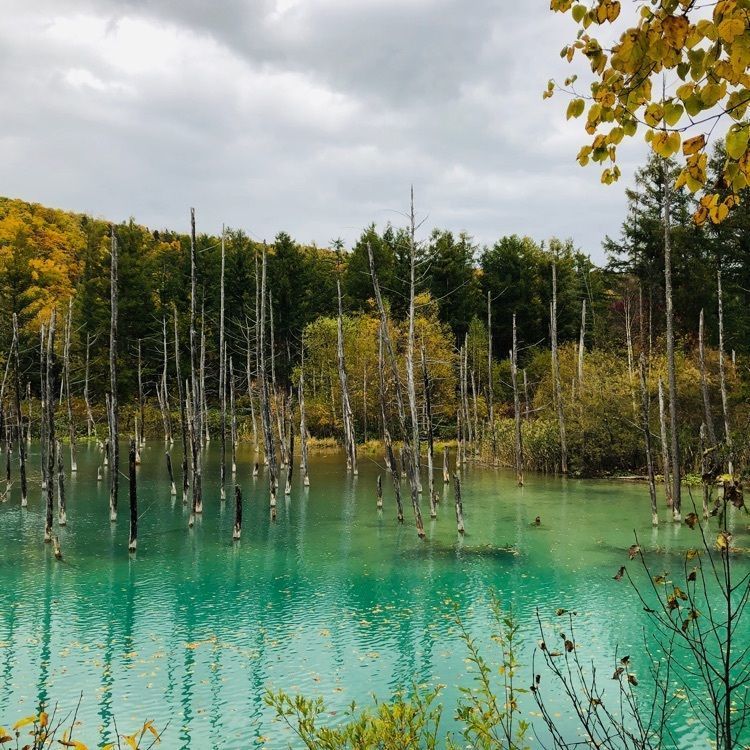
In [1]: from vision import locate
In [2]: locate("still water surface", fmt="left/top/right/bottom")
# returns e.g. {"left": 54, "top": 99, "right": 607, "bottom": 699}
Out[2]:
{"left": 0, "top": 443, "right": 747, "bottom": 748}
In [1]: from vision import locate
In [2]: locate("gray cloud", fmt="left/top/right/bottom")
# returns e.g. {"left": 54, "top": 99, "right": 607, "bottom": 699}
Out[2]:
{"left": 0, "top": 0, "right": 647, "bottom": 260}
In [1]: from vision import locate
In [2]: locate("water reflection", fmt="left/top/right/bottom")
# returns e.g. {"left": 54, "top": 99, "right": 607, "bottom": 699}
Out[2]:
{"left": 0, "top": 445, "right": 747, "bottom": 749}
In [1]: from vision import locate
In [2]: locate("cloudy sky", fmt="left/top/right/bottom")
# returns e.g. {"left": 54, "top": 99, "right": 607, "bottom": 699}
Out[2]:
{"left": 1, "top": 1, "right": 649, "bottom": 261}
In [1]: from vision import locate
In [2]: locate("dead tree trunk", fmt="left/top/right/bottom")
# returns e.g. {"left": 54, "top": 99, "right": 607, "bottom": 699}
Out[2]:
{"left": 698, "top": 309, "right": 717, "bottom": 449}
{"left": 443, "top": 446, "right": 450, "bottom": 485}
{"left": 200, "top": 305, "right": 209, "bottom": 446}
{"left": 487, "top": 290, "right": 496, "bottom": 461}
{"left": 638, "top": 354, "right": 659, "bottom": 526}
{"left": 63, "top": 299, "right": 77, "bottom": 472}
{"left": 135, "top": 338, "right": 143, "bottom": 462}
{"left": 700, "top": 423, "right": 710, "bottom": 519}
{"left": 299, "top": 346, "right": 310, "bottom": 487}
{"left": 269, "top": 296, "right": 286, "bottom": 468}
{"left": 663, "top": 165, "right": 681, "bottom": 519}
{"left": 160, "top": 317, "right": 172, "bottom": 444}
{"left": 376, "top": 474, "right": 383, "bottom": 509}
{"left": 45, "top": 312, "right": 57, "bottom": 542}
{"left": 578, "top": 299, "right": 586, "bottom": 391}
{"left": 406, "top": 187, "right": 421, "bottom": 490}
{"left": 368, "top": 241, "right": 424, "bottom": 537}
{"left": 40, "top": 324, "right": 47, "bottom": 493}
{"left": 84, "top": 332, "right": 95, "bottom": 439}
{"left": 453, "top": 472, "right": 465, "bottom": 535}
{"left": 259, "top": 245, "right": 277, "bottom": 506}
{"left": 421, "top": 346, "right": 437, "bottom": 519}
{"left": 551, "top": 260, "right": 567, "bottom": 474}
{"left": 658, "top": 377, "right": 673, "bottom": 509}
{"left": 109, "top": 228, "right": 119, "bottom": 522}
{"left": 717, "top": 267, "right": 732, "bottom": 476}
{"left": 245, "top": 320, "right": 259, "bottom": 453}
{"left": 285, "top": 394, "right": 294, "bottom": 496}
{"left": 461, "top": 340, "right": 472, "bottom": 459}
{"left": 511, "top": 313, "right": 524, "bottom": 486}
{"left": 233, "top": 485, "right": 242, "bottom": 540}
{"left": 229, "top": 357, "right": 237, "bottom": 475}
{"left": 174, "top": 306, "right": 189, "bottom": 504}
{"left": 189, "top": 208, "right": 203, "bottom": 515}
{"left": 378, "top": 321, "right": 391, "bottom": 471}
{"left": 219, "top": 227, "right": 227, "bottom": 500}
{"left": 12, "top": 315, "right": 27, "bottom": 507}
{"left": 128, "top": 437, "right": 137, "bottom": 551}
{"left": 336, "top": 280, "right": 357, "bottom": 474}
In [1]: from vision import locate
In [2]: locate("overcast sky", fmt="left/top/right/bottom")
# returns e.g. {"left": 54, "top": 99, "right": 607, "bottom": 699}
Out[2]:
{"left": 1, "top": 0, "right": 650, "bottom": 261}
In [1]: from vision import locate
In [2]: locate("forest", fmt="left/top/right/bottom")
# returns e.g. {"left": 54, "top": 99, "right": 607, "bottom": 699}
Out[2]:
{"left": 1, "top": 149, "right": 749, "bottom": 486}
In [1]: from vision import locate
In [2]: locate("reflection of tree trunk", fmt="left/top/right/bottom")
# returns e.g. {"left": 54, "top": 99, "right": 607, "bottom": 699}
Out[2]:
{"left": 662, "top": 169, "right": 681, "bottom": 519}
{"left": 638, "top": 354, "right": 658, "bottom": 526}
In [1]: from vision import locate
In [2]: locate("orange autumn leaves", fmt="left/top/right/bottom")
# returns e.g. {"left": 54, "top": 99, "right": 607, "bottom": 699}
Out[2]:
{"left": 548, "top": 0, "right": 750, "bottom": 225}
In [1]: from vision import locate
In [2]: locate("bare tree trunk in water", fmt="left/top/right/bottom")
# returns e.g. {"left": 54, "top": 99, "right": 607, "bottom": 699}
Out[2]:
{"left": 578, "top": 299, "right": 586, "bottom": 391}
{"left": 269, "top": 295, "right": 286, "bottom": 469}
{"left": 135, "top": 338, "right": 143, "bottom": 462}
{"left": 700, "top": 423, "right": 710, "bottom": 519}
{"left": 698, "top": 309, "right": 717, "bottom": 449}
{"left": 109, "top": 228, "right": 119, "bottom": 522}
{"left": 128, "top": 437, "right": 137, "bottom": 551}
{"left": 45, "top": 312, "right": 57, "bottom": 542}
{"left": 406, "top": 187, "right": 421, "bottom": 491}
{"left": 56, "top": 438, "right": 66, "bottom": 526}
{"left": 453, "top": 472, "right": 465, "bottom": 535}
{"left": 189, "top": 208, "right": 203, "bottom": 515}
{"left": 40, "top": 325, "right": 47, "bottom": 492}
{"left": 12, "top": 315, "right": 27, "bottom": 507}
{"left": 219, "top": 227, "right": 227, "bottom": 496}
{"left": 638, "top": 354, "right": 659, "bottom": 526}
{"left": 551, "top": 260, "right": 567, "bottom": 474}
{"left": 229, "top": 358, "right": 237, "bottom": 476}
{"left": 63, "top": 299, "right": 77, "bottom": 472}
{"left": 421, "top": 346, "right": 437, "bottom": 518}
{"left": 161, "top": 316, "right": 172, "bottom": 444}
{"left": 511, "top": 313, "right": 524, "bottom": 486}
{"left": 337, "top": 280, "right": 357, "bottom": 474}
{"left": 84, "top": 332, "right": 95, "bottom": 439}
{"left": 368, "top": 242, "right": 423, "bottom": 537}
{"left": 376, "top": 474, "right": 383, "bottom": 509}
{"left": 174, "top": 306, "right": 189, "bottom": 504}
{"left": 285, "top": 391, "right": 294, "bottom": 496}
{"left": 166, "top": 451, "right": 176, "bottom": 496}
{"left": 487, "top": 290, "right": 496, "bottom": 461}
{"left": 299, "top": 346, "right": 310, "bottom": 487}
{"left": 443, "top": 446, "right": 450, "bottom": 485}
{"left": 658, "top": 377, "right": 673, "bottom": 509}
{"left": 662, "top": 165, "right": 681, "bottom": 519}
{"left": 717, "top": 267, "right": 732, "bottom": 477}
{"left": 259, "top": 245, "right": 277, "bottom": 506}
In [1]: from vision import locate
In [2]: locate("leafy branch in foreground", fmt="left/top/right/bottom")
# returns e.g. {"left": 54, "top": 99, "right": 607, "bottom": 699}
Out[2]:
{"left": 533, "top": 482, "right": 750, "bottom": 749}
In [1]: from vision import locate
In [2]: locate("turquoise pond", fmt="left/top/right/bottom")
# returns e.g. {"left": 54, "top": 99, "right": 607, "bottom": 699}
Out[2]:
{"left": 0, "top": 442, "right": 748, "bottom": 748}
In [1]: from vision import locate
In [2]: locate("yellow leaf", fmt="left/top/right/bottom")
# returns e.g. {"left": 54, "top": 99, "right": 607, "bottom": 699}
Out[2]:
{"left": 682, "top": 134, "right": 705, "bottom": 155}
{"left": 12, "top": 716, "right": 37, "bottom": 731}
{"left": 717, "top": 17, "right": 744, "bottom": 43}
